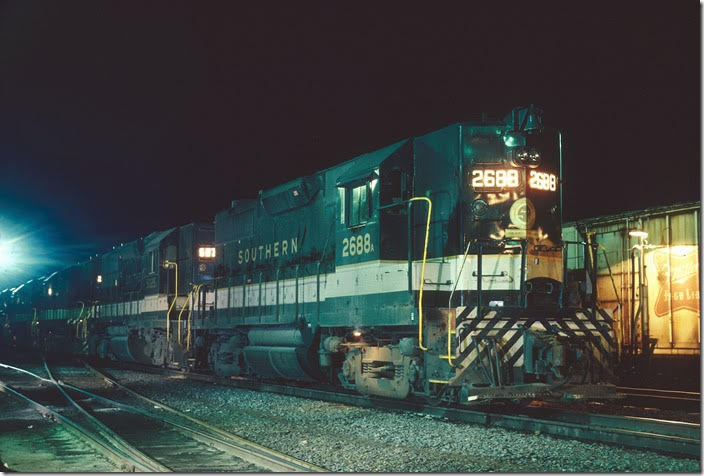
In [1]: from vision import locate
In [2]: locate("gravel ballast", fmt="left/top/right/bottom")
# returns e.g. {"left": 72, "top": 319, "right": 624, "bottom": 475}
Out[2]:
{"left": 107, "top": 369, "right": 700, "bottom": 473}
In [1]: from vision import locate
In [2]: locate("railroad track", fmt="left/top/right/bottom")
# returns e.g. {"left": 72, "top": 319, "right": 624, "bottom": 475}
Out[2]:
{"left": 0, "top": 364, "right": 166, "bottom": 472}
{"left": 616, "top": 386, "right": 701, "bottom": 410}
{"left": 94, "top": 360, "right": 700, "bottom": 459}
{"left": 0, "top": 360, "right": 327, "bottom": 472}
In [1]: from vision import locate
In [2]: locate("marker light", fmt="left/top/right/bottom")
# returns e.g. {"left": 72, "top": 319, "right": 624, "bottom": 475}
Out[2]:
{"left": 96, "top": 275, "right": 103, "bottom": 284}
{"left": 47, "top": 287, "right": 52, "bottom": 296}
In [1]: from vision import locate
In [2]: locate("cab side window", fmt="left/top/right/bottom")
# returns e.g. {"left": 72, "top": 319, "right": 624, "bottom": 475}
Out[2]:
{"left": 338, "top": 181, "right": 373, "bottom": 227}
{"left": 349, "top": 183, "right": 371, "bottom": 226}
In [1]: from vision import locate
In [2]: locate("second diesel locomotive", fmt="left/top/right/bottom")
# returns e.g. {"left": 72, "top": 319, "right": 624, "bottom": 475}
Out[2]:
{"left": 1, "top": 106, "right": 617, "bottom": 404}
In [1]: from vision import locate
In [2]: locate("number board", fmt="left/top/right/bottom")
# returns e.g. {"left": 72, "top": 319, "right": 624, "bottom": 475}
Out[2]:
{"left": 527, "top": 170, "right": 557, "bottom": 191}
{"left": 471, "top": 168, "right": 521, "bottom": 192}
{"left": 471, "top": 168, "right": 558, "bottom": 192}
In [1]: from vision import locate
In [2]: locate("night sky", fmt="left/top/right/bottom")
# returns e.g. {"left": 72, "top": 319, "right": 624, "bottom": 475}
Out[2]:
{"left": 0, "top": 1, "right": 700, "bottom": 286}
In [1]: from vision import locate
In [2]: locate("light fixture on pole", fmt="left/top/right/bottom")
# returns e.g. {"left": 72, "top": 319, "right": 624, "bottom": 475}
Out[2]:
{"left": 629, "top": 228, "right": 650, "bottom": 364}
{"left": 628, "top": 229, "right": 648, "bottom": 240}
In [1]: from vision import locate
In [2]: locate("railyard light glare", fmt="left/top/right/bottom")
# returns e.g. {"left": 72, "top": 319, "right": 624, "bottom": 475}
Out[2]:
{"left": 0, "top": 216, "right": 79, "bottom": 291}
{"left": 47, "top": 287, "right": 52, "bottom": 296}
{"left": 629, "top": 230, "right": 649, "bottom": 239}
{"left": 352, "top": 330, "right": 362, "bottom": 337}
{"left": 0, "top": 242, "right": 11, "bottom": 267}
{"left": 670, "top": 245, "right": 694, "bottom": 257}
{"left": 96, "top": 274, "right": 102, "bottom": 284}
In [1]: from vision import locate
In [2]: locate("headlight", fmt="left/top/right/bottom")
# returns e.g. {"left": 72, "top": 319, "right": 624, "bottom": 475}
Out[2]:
{"left": 527, "top": 150, "right": 541, "bottom": 168}
{"left": 512, "top": 147, "right": 541, "bottom": 168}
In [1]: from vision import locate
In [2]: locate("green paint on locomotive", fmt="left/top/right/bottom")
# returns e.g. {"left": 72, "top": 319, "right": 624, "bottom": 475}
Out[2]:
{"left": 1, "top": 106, "right": 617, "bottom": 404}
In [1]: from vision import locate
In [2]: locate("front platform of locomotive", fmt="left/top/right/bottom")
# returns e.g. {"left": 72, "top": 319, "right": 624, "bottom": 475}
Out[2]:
{"left": 445, "top": 106, "right": 618, "bottom": 403}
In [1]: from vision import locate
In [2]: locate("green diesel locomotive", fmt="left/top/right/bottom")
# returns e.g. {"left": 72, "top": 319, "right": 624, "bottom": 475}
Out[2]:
{"left": 1, "top": 106, "right": 617, "bottom": 404}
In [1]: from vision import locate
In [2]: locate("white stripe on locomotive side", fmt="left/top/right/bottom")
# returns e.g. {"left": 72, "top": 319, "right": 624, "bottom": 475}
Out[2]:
{"left": 214, "top": 255, "right": 523, "bottom": 309}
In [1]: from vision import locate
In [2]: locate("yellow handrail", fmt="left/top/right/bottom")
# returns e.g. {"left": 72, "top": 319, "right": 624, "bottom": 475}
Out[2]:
{"left": 163, "top": 260, "right": 178, "bottom": 343}
{"left": 176, "top": 288, "right": 193, "bottom": 345}
{"left": 409, "top": 196, "right": 432, "bottom": 351}
{"left": 186, "top": 284, "right": 203, "bottom": 351}
{"left": 442, "top": 239, "right": 474, "bottom": 365}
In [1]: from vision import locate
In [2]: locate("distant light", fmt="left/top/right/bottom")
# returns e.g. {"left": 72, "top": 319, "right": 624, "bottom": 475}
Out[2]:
{"left": 352, "top": 330, "right": 362, "bottom": 337}
{"left": 96, "top": 274, "right": 103, "bottom": 284}
{"left": 0, "top": 242, "right": 14, "bottom": 267}
{"left": 629, "top": 230, "right": 648, "bottom": 239}
{"left": 47, "top": 287, "right": 53, "bottom": 296}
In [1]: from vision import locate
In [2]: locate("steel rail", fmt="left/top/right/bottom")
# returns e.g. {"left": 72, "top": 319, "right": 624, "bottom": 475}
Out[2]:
{"left": 42, "top": 360, "right": 172, "bottom": 472}
{"left": 101, "top": 362, "right": 700, "bottom": 458}
{"left": 3, "top": 361, "right": 324, "bottom": 472}
{"left": 69, "top": 361, "right": 328, "bottom": 472}
{"left": 239, "top": 380, "right": 701, "bottom": 458}
{"left": 616, "top": 386, "right": 701, "bottom": 402}
{"left": 0, "top": 379, "right": 161, "bottom": 472}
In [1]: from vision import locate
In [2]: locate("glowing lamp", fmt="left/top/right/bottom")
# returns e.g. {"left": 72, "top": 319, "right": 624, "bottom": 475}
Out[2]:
{"left": 0, "top": 242, "right": 13, "bottom": 267}
{"left": 503, "top": 131, "right": 526, "bottom": 147}
{"left": 629, "top": 230, "right": 648, "bottom": 239}
{"left": 198, "top": 246, "right": 216, "bottom": 259}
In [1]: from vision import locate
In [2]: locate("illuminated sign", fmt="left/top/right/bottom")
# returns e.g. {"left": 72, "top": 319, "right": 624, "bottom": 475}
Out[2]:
{"left": 471, "top": 169, "right": 520, "bottom": 190}
{"left": 198, "top": 246, "right": 216, "bottom": 259}
{"left": 528, "top": 171, "right": 557, "bottom": 191}
{"left": 472, "top": 168, "right": 557, "bottom": 192}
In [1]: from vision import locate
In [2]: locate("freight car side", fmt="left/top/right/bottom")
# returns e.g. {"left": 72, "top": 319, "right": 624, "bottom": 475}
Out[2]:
{"left": 563, "top": 202, "right": 700, "bottom": 390}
